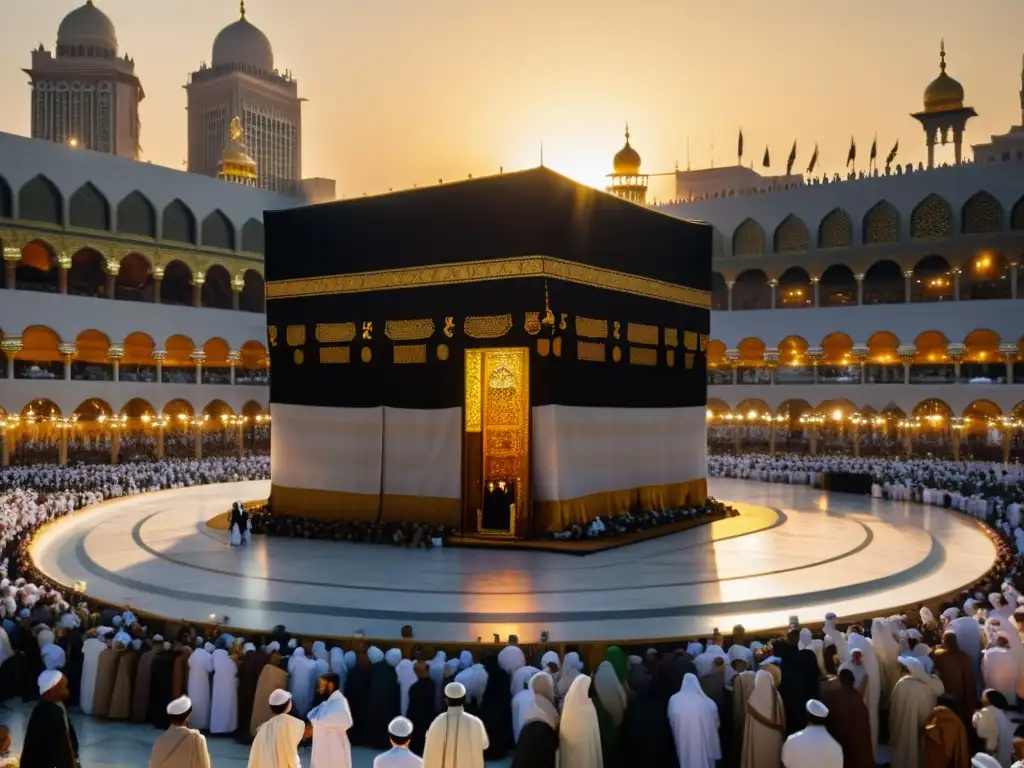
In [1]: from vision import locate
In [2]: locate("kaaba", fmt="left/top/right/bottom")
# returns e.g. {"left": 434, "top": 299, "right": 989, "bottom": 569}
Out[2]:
{"left": 263, "top": 167, "right": 712, "bottom": 538}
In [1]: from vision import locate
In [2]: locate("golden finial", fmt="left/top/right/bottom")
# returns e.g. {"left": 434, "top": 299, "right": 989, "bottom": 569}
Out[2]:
{"left": 625, "top": 122, "right": 630, "bottom": 144}
{"left": 240, "top": 0, "right": 246, "bottom": 19}
{"left": 939, "top": 38, "right": 946, "bottom": 73}
{"left": 542, "top": 280, "right": 555, "bottom": 327}
{"left": 229, "top": 116, "right": 244, "bottom": 143}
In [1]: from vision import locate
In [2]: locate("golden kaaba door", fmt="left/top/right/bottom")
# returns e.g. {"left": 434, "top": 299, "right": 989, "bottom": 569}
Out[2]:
{"left": 463, "top": 348, "right": 530, "bottom": 537}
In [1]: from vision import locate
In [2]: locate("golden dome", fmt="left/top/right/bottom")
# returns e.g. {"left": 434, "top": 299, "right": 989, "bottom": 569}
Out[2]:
{"left": 613, "top": 124, "right": 642, "bottom": 175}
{"left": 923, "top": 40, "right": 965, "bottom": 112}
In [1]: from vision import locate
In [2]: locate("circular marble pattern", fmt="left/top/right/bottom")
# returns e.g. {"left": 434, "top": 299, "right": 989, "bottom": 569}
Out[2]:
{"left": 30, "top": 478, "right": 996, "bottom": 643}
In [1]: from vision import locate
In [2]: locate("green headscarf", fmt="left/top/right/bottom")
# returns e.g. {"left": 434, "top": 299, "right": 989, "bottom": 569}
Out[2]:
{"left": 606, "top": 645, "right": 628, "bottom": 683}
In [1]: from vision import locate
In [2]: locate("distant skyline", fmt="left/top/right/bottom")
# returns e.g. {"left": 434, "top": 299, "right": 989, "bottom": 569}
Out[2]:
{"left": 2, "top": 0, "right": 1023, "bottom": 200}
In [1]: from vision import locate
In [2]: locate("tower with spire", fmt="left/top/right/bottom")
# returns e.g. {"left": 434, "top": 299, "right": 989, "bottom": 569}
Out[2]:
{"left": 910, "top": 40, "right": 976, "bottom": 167}
{"left": 606, "top": 124, "right": 648, "bottom": 203}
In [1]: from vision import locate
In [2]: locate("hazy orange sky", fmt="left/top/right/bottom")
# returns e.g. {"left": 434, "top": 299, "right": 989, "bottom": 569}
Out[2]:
{"left": 3, "top": 0, "right": 1023, "bottom": 200}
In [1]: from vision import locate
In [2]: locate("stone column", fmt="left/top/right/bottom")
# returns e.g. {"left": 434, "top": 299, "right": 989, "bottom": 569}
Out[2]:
{"left": 768, "top": 278, "right": 778, "bottom": 309}
{"left": 769, "top": 419, "right": 777, "bottom": 457}
{"left": 111, "top": 430, "right": 120, "bottom": 465}
{"left": 809, "top": 425, "right": 819, "bottom": 455}
{"left": 191, "top": 272, "right": 204, "bottom": 308}
{"left": 733, "top": 420, "right": 742, "bottom": 453}
{"left": 764, "top": 348, "right": 779, "bottom": 385}
{"left": 808, "top": 346, "right": 824, "bottom": 384}
{"left": 0, "top": 338, "right": 22, "bottom": 379}
{"left": 726, "top": 280, "right": 735, "bottom": 311}
{"left": 903, "top": 269, "right": 914, "bottom": 303}
{"left": 194, "top": 421, "right": 203, "bottom": 460}
{"left": 946, "top": 343, "right": 964, "bottom": 383}
{"left": 58, "top": 252, "right": 71, "bottom": 295}
{"left": 1011, "top": 264, "right": 1019, "bottom": 300}
{"left": 855, "top": 273, "right": 865, "bottom": 305}
{"left": 58, "top": 342, "right": 76, "bottom": 380}
{"left": 952, "top": 268, "right": 961, "bottom": 300}
{"left": 191, "top": 349, "right": 206, "bottom": 385}
{"left": 237, "top": 419, "right": 245, "bottom": 457}
{"left": 228, "top": 350, "right": 240, "bottom": 385}
{"left": 725, "top": 348, "right": 740, "bottom": 384}
{"left": 156, "top": 421, "right": 166, "bottom": 460}
{"left": 1002, "top": 423, "right": 1012, "bottom": 465}
{"left": 810, "top": 275, "right": 820, "bottom": 307}
{"left": 953, "top": 129, "right": 963, "bottom": 165}
{"left": 999, "top": 342, "right": 1018, "bottom": 385}
{"left": 1, "top": 429, "right": 9, "bottom": 467}
{"left": 898, "top": 344, "right": 917, "bottom": 385}
{"left": 153, "top": 267, "right": 164, "bottom": 305}
{"left": 852, "top": 343, "right": 869, "bottom": 383}
{"left": 59, "top": 425, "right": 68, "bottom": 466}
{"left": 108, "top": 343, "right": 124, "bottom": 382}
{"left": 3, "top": 245, "right": 21, "bottom": 290}
{"left": 231, "top": 275, "right": 244, "bottom": 311}
{"left": 104, "top": 258, "right": 119, "bottom": 299}
{"left": 853, "top": 422, "right": 861, "bottom": 457}
{"left": 152, "top": 350, "right": 166, "bottom": 383}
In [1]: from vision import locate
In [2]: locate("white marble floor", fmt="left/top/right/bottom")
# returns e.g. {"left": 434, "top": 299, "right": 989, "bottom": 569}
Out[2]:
{"left": 31, "top": 478, "right": 996, "bottom": 643}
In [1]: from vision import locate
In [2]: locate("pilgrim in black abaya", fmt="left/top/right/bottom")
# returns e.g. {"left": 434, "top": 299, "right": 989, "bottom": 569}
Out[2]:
{"left": 479, "top": 654, "right": 513, "bottom": 760}
{"left": 344, "top": 656, "right": 372, "bottom": 746}
{"left": 58, "top": 631, "right": 84, "bottom": 708}
{"left": 776, "top": 637, "right": 821, "bottom": 734}
{"left": 619, "top": 689, "right": 679, "bottom": 768}
{"left": 235, "top": 648, "right": 268, "bottom": 744}
{"left": 366, "top": 659, "right": 401, "bottom": 749}
{"left": 147, "top": 649, "right": 177, "bottom": 728}
{"left": 406, "top": 674, "right": 437, "bottom": 755}
{"left": 512, "top": 720, "right": 559, "bottom": 768}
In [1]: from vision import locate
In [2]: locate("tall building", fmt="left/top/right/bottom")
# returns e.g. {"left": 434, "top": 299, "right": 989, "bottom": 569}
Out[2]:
{"left": 24, "top": 0, "right": 144, "bottom": 159}
{"left": 186, "top": 2, "right": 302, "bottom": 195}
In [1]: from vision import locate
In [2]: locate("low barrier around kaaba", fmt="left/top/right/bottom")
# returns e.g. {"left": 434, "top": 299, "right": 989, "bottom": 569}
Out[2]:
{"left": 263, "top": 167, "right": 712, "bottom": 540}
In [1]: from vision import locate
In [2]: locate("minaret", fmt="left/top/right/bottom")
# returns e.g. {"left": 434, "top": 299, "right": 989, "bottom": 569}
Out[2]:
{"left": 606, "top": 124, "right": 649, "bottom": 204}
{"left": 218, "top": 117, "right": 258, "bottom": 187}
{"left": 910, "top": 40, "right": 976, "bottom": 167}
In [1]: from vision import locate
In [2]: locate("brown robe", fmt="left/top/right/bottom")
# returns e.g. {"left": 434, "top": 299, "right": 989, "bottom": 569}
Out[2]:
{"left": 91, "top": 647, "right": 124, "bottom": 718}
{"left": 236, "top": 650, "right": 269, "bottom": 743}
{"left": 923, "top": 705, "right": 970, "bottom": 768}
{"left": 250, "top": 663, "right": 289, "bottom": 738}
{"left": 108, "top": 649, "right": 139, "bottom": 720}
{"left": 930, "top": 648, "right": 976, "bottom": 726}
{"left": 149, "top": 725, "right": 212, "bottom": 768}
{"left": 821, "top": 682, "right": 874, "bottom": 768}
{"left": 131, "top": 649, "right": 157, "bottom": 724}
{"left": 172, "top": 648, "right": 192, "bottom": 699}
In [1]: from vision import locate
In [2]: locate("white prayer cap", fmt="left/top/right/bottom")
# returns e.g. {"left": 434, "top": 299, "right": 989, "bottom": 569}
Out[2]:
{"left": 266, "top": 641, "right": 280, "bottom": 653}
{"left": 541, "top": 651, "right": 560, "bottom": 669}
{"left": 112, "top": 616, "right": 123, "bottom": 626}
{"left": 941, "top": 607, "right": 960, "bottom": 621}
{"left": 972, "top": 755, "right": 1003, "bottom": 768}
{"left": 388, "top": 716, "right": 414, "bottom": 738}
{"left": 805, "top": 699, "right": 829, "bottom": 718}
{"left": 194, "top": 637, "right": 204, "bottom": 648}
{"left": 244, "top": 642, "right": 256, "bottom": 653}
{"left": 204, "top": 643, "right": 215, "bottom": 653}
{"left": 269, "top": 689, "right": 292, "bottom": 706}
{"left": 114, "top": 632, "right": 132, "bottom": 647}
{"left": 287, "top": 638, "right": 297, "bottom": 649}
{"left": 166, "top": 695, "right": 192, "bottom": 716}
{"left": 627, "top": 655, "right": 642, "bottom": 666}
{"left": 96, "top": 626, "right": 113, "bottom": 638}
{"left": 385, "top": 648, "right": 402, "bottom": 667}
{"left": 444, "top": 682, "right": 466, "bottom": 699}
{"left": 162, "top": 642, "right": 172, "bottom": 651}
{"left": 38, "top": 669, "right": 63, "bottom": 695}
{"left": 153, "top": 634, "right": 164, "bottom": 642}
{"left": 368, "top": 646, "right": 384, "bottom": 664}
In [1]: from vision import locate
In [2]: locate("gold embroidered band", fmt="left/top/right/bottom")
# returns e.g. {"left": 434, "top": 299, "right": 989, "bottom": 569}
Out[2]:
{"left": 630, "top": 347, "right": 658, "bottom": 366}
{"left": 393, "top": 344, "right": 427, "bottom": 364}
{"left": 286, "top": 325, "right": 306, "bottom": 347}
{"left": 385, "top": 319, "right": 435, "bottom": 341}
{"left": 577, "top": 341, "right": 606, "bottom": 362}
{"left": 319, "top": 346, "right": 351, "bottom": 364}
{"left": 464, "top": 314, "right": 513, "bottom": 339}
{"left": 315, "top": 323, "right": 356, "bottom": 343}
{"left": 575, "top": 316, "right": 608, "bottom": 339}
{"left": 627, "top": 323, "right": 658, "bottom": 346}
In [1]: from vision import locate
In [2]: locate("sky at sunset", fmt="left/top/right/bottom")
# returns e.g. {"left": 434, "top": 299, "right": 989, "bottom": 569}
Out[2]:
{"left": 2, "top": 0, "right": 1023, "bottom": 200}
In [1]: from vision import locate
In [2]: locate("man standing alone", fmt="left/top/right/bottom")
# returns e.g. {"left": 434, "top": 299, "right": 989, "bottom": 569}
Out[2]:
{"left": 149, "top": 695, "right": 212, "bottom": 768}
{"left": 20, "top": 671, "right": 79, "bottom": 768}
{"left": 308, "top": 673, "right": 354, "bottom": 768}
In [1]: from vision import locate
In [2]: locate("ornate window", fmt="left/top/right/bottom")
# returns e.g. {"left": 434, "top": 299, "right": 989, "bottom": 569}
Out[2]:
{"left": 732, "top": 219, "right": 765, "bottom": 257}
{"left": 818, "top": 208, "right": 852, "bottom": 248}
{"left": 774, "top": 215, "right": 810, "bottom": 253}
{"left": 18, "top": 175, "right": 62, "bottom": 224}
{"left": 961, "top": 191, "right": 1002, "bottom": 234}
{"left": 863, "top": 201, "right": 898, "bottom": 244}
{"left": 910, "top": 194, "right": 952, "bottom": 239}
{"left": 69, "top": 183, "right": 110, "bottom": 231}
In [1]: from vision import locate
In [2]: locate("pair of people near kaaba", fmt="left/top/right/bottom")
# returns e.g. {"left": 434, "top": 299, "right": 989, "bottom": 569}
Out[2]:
{"left": 229, "top": 501, "right": 252, "bottom": 546}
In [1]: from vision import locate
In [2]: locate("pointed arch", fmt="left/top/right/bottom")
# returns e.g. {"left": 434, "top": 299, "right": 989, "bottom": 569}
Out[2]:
{"left": 818, "top": 208, "right": 852, "bottom": 248}
{"left": 961, "top": 191, "right": 1002, "bottom": 234}
{"left": 962, "top": 252, "right": 1012, "bottom": 300}
{"left": 160, "top": 260, "right": 192, "bottom": 306}
{"left": 69, "top": 182, "right": 110, "bottom": 230}
{"left": 910, "top": 194, "right": 952, "bottom": 239}
{"left": 863, "top": 200, "right": 898, "bottom": 244}
{"left": 777, "top": 266, "right": 812, "bottom": 308}
{"left": 116, "top": 191, "right": 157, "bottom": 238}
{"left": 16, "top": 240, "right": 59, "bottom": 293}
{"left": 115, "top": 253, "right": 153, "bottom": 302}
{"left": 732, "top": 269, "right": 770, "bottom": 310}
{"left": 241, "top": 218, "right": 265, "bottom": 253}
{"left": 240, "top": 270, "right": 265, "bottom": 313}
{"left": 819, "top": 264, "right": 857, "bottom": 307}
{"left": 773, "top": 214, "right": 809, "bottom": 253}
{"left": 161, "top": 199, "right": 196, "bottom": 244}
{"left": 18, "top": 175, "right": 63, "bottom": 224}
{"left": 732, "top": 218, "right": 765, "bottom": 257}
{"left": 910, "top": 255, "right": 953, "bottom": 302}
{"left": 0, "top": 173, "right": 12, "bottom": 218}
{"left": 201, "top": 210, "right": 236, "bottom": 250}
{"left": 67, "top": 248, "right": 106, "bottom": 298}
{"left": 1012, "top": 195, "right": 1024, "bottom": 231}
{"left": 862, "top": 259, "right": 904, "bottom": 304}
{"left": 201, "top": 264, "right": 233, "bottom": 309}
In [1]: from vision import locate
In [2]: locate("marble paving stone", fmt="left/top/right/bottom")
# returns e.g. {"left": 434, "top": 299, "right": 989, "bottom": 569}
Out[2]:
{"left": 30, "top": 478, "right": 996, "bottom": 642}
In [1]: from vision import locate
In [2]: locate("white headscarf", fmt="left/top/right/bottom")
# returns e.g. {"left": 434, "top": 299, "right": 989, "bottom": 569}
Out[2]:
{"left": 396, "top": 659, "right": 418, "bottom": 716}
{"left": 557, "top": 652, "right": 583, "bottom": 700}
{"left": 385, "top": 648, "right": 402, "bottom": 668}
{"left": 511, "top": 665, "right": 540, "bottom": 695}
{"left": 367, "top": 646, "right": 384, "bottom": 664}
{"left": 311, "top": 641, "right": 328, "bottom": 662}
{"left": 540, "top": 650, "right": 560, "bottom": 673}
{"left": 521, "top": 671, "right": 559, "bottom": 730}
{"left": 746, "top": 669, "right": 781, "bottom": 722}
{"left": 559, "top": 675, "right": 602, "bottom": 768}
{"left": 458, "top": 650, "right": 473, "bottom": 670}
{"left": 454, "top": 663, "right": 488, "bottom": 707}
{"left": 592, "top": 660, "right": 627, "bottom": 727}
{"left": 498, "top": 645, "right": 526, "bottom": 676}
